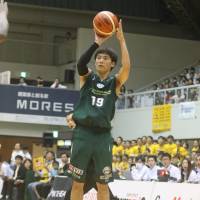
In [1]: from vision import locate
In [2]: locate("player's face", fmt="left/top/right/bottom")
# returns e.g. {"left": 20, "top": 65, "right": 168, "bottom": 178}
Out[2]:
{"left": 95, "top": 53, "right": 114, "bottom": 74}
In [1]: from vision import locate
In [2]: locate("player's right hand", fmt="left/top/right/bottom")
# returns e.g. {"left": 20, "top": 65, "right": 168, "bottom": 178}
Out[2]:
{"left": 66, "top": 113, "right": 76, "bottom": 129}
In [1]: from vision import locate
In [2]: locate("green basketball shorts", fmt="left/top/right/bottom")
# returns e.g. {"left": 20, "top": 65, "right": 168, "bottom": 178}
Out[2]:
{"left": 66, "top": 126, "right": 113, "bottom": 184}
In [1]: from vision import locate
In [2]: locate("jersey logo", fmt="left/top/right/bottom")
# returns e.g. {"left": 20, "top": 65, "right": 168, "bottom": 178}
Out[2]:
{"left": 97, "top": 83, "right": 105, "bottom": 89}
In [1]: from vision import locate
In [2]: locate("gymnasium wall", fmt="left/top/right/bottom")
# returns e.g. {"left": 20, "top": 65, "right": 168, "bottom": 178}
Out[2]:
{"left": 76, "top": 28, "right": 200, "bottom": 90}
{"left": 111, "top": 102, "right": 200, "bottom": 140}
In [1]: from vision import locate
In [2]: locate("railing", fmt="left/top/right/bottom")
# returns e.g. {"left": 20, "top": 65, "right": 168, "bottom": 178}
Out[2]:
{"left": 116, "top": 84, "right": 200, "bottom": 109}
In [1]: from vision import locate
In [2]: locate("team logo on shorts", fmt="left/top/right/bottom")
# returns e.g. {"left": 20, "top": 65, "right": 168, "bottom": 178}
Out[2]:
{"left": 102, "top": 166, "right": 111, "bottom": 175}
{"left": 97, "top": 83, "right": 104, "bottom": 89}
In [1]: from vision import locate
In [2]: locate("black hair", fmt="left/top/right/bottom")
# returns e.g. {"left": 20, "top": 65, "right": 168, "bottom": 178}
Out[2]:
{"left": 15, "top": 155, "right": 23, "bottom": 160}
{"left": 148, "top": 155, "right": 157, "bottom": 162}
{"left": 94, "top": 48, "right": 118, "bottom": 65}
{"left": 161, "top": 152, "right": 171, "bottom": 160}
{"left": 60, "top": 152, "right": 69, "bottom": 157}
{"left": 135, "top": 155, "right": 145, "bottom": 163}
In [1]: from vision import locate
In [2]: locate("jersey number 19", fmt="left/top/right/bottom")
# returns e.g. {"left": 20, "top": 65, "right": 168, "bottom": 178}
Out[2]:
{"left": 91, "top": 96, "right": 104, "bottom": 107}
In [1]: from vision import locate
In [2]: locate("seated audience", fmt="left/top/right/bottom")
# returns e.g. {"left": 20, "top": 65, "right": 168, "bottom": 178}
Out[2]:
{"left": 180, "top": 158, "right": 197, "bottom": 183}
{"left": 50, "top": 78, "right": 67, "bottom": 89}
{"left": 18, "top": 77, "right": 27, "bottom": 86}
{"left": 130, "top": 155, "right": 148, "bottom": 181}
{"left": 10, "top": 143, "right": 24, "bottom": 166}
{"left": 144, "top": 155, "right": 160, "bottom": 181}
{"left": 161, "top": 153, "right": 181, "bottom": 182}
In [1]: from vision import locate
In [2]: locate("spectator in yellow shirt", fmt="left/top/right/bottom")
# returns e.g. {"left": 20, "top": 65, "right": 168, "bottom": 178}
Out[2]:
{"left": 146, "top": 136, "right": 157, "bottom": 155}
{"left": 112, "top": 136, "right": 124, "bottom": 156}
{"left": 157, "top": 136, "right": 168, "bottom": 155}
{"left": 122, "top": 141, "right": 132, "bottom": 156}
{"left": 112, "top": 155, "right": 119, "bottom": 173}
{"left": 119, "top": 154, "right": 129, "bottom": 171}
{"left": 137, "top": 138, "right": 147, "bottom": 155}
{"left": 129, "top": 140, "right": 139, "bottom": 157}
{"left": 175, "top": 140, "right": 189, "bottom": 160}
{"left": 165, "top": 135, "right": 177, "bottom": 157}
{"left": 191, "top": 140, "right": 200, "bottom": 153}
{"left": 142, "top": 136, "right": 147, "bottom": 146}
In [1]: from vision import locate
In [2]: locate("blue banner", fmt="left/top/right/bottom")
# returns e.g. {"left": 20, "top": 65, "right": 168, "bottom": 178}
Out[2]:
{"left": 0, "top": 85, "right": 79, "bottom": 125}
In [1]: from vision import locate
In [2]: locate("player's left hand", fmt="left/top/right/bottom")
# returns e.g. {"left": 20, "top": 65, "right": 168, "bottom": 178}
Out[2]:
{"left": 116, "top": 19, "right": 125, "bottom": 42}
{"left": 66, "top": 113, "right": 76, "bottom": 129}
{"left": 94, "top": 31, "right": 113, "bottom": 46}
{"left": 0, "top": 0, "right": 8, "bottom": 16}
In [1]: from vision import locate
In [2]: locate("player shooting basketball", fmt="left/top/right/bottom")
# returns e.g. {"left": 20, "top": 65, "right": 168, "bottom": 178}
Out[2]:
{"left": 66, "top": 19, "right": 130, "bottom": 200}
{"left": 0, "top": 0, "right": 8, "bottom": 44}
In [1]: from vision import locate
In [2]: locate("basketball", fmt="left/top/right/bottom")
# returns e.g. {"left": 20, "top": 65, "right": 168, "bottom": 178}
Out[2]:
{"left": 93, "top": 11, "right": 119, "bottom": 37}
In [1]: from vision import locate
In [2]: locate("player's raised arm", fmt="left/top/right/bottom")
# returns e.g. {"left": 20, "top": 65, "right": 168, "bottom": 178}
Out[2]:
{"left": 0, "top": 0, "right": 8, "bottom": 44}
{"left": 115, "top": 20, "right": 131, "bottom": 94}
{"left": 77, "top": 32, "right": 111, "bottom": 88}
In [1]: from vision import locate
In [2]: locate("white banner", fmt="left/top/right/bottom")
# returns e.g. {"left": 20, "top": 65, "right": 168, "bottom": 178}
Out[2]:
{"left": 108, "top": 180, "right": 200, "bottom": 200}
{"left": 151, "top": 182, "right": 200, "bottom": 200}
{"left": 179, "top": 102, "right": 196, "bottom": 119}
{"left": 109, "top": 180, "right": 153, "bottom": 200}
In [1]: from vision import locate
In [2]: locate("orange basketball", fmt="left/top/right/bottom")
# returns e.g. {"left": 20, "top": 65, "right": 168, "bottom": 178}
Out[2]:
{"left": 93, "top": 11, "right": 119, "bottom": 37}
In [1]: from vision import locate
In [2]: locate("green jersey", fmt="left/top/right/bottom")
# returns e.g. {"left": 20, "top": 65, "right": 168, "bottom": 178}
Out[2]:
{"left": 73, "top": 72, "right": 117, "bottom": 130}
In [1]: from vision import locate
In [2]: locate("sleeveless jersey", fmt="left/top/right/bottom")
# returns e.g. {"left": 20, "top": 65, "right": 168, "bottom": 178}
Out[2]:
{"left": 73, "top": 72, "right": 118, "bottom": 130}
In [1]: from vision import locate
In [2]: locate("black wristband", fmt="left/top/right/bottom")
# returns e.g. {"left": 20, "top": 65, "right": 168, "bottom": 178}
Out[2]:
{"left": 77, "top": 42, "right": 99, "bottom": 76}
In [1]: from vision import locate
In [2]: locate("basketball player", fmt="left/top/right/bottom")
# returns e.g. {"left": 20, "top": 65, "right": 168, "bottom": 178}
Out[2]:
{"left": 0, "top": 0, "right": 9, "bottom": 44}
{"left": 66, "top": 20, "right": 130, "bottom": 200}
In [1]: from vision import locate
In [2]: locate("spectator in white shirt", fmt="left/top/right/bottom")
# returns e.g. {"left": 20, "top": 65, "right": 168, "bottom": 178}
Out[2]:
{"left": 161, "top": 153, "right": 181, "bottom": 182}
{"left": 143, "top": 155, "right": 160, "bottom": 181}
{"left": 22, "top": 146, "right": 32, "bottom": 160}
{"left": 50, "top": 78, "right": 67, "bottom": 89}
{"left": 180, "top": 158, "right": 197, "bottom": 183}
{"left": 10, "top": 143, "right": 24, "bottom": 166}
{"left": 131, "top": 155, "right": 148, "bottom": 181}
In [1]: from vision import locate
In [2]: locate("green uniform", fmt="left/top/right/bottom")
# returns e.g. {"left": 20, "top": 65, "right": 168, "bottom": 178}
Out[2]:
{"left": 67, "top": 72, "right": 117, "bottom": 183}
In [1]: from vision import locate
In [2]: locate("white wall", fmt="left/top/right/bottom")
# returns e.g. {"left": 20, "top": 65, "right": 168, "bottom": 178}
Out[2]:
{"left": 76, "top": 28, "right": 200, "bottom": 90}
{"left": 0, "top": 61, "right": 59, "bottom": 81}
{"left": 112, "top": 102, "right": 200, "bottom": 140}
{"left": 0, "top": 122, "right": 52, "bottom": 137}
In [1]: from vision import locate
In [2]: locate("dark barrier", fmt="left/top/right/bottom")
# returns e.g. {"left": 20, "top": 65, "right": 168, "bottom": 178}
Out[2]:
{"left": 0, "top": 84, "right": 79, "bottom": 125}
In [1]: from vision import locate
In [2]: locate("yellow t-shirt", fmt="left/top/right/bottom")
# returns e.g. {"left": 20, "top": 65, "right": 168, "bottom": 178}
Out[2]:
{"left": 192, "top": 147, "right": 199, "bottom": 153}
{"left": 129, "top": 146, "right": 139, "bottom": 157}
{"left": 165, "top": 143, "right": 177, "bottom": 157}
{"left": 146, "top": 144, "right": 156, "bottom": 155}
{"left": 39, "top": 168, "right": 49, "bottom": 183}
{"left": 112, "top": 145, "right": 124, "bottom": 155}
{"left": 178, "top": 146, "right": 189, "bottom": 158}
{"left": 122, "top": 148, "right": 131, "bottom": 156}
{"left": 141, "top": 145, "right": 147, "bottom": 154}
{"left": 118, "top": 161, "right": 129, "bottom": 171}
{"left": 157, "top": 144, "right": 168, "bottom": 154}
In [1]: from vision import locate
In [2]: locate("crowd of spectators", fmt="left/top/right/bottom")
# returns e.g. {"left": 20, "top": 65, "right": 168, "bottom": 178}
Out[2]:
{"left": 0, "top": 143, "right": 69, "bottom": 200}
{"left": 17, "top": 77, "right": 67, "bottom": 89}
{"left": 117, "top": 63, "right": 200, "bottom": 109}
{"left": 112, "top": 135, "right": 200, "bottom": 183}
